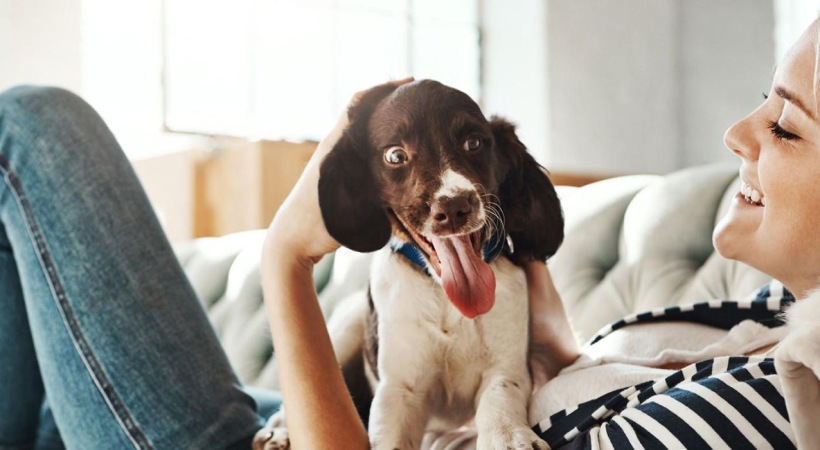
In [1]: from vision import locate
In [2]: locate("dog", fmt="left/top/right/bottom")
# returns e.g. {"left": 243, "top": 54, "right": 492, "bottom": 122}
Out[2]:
{"left": 258, "top": 80, "right": 564, "bottom": 450}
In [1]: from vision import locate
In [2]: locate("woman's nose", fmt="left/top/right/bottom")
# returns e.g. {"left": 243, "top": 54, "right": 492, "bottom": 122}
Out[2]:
{"left": 723, "top": 114, "right": 759, "bottom": 161}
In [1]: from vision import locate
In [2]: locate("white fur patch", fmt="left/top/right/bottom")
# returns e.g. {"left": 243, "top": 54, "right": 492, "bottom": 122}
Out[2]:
{"left": 435, "top": 169, "right": 475, "bottom": 199}
{"left": 423, "top": 168, "right": 486, "bottom": 236}
{"left": 368, "top": 249, "right": 533, "bottom": 443}
{"left": 785, "top": 289, "right": 820, "bottom": 330}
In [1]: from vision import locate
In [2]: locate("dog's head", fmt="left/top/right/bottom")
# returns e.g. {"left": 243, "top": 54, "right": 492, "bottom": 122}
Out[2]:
{"left": 318, "top": 80, "right": 563, "bottom": 317}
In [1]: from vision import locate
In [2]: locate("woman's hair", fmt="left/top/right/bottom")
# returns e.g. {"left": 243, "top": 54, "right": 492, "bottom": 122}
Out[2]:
{"left": 815, "top": 18, "right": 819, "bottom": 112}
{"left": 815, "top": 17, "right": 820, "bottom": 113}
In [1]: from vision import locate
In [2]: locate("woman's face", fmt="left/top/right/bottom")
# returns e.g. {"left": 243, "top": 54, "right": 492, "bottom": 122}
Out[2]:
{"left": 714, "top": 19, "right": 820, "bottom": 298}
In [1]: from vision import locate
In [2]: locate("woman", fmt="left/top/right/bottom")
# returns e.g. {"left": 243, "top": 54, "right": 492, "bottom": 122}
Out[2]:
{"left": 0, "top": 18, "right": 816, "bottom": 450}
{"left": 260, "top": 17, "right": 820, "bottom": 449}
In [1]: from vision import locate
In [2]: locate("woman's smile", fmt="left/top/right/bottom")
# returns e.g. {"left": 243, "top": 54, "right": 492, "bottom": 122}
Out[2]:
{"left": 739, "top": 179, "right": 765, "bottom": 206}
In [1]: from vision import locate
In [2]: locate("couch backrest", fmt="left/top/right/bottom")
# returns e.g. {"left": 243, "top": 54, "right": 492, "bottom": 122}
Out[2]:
{"left": 551, "top": 163, "right": 770, "bottom": 343}
{"left": 175, "top": 162, "right": 770, "bottom": 389}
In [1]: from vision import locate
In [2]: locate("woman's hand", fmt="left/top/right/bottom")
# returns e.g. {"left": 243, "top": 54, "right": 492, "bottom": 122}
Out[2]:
{"left": 264, "top": 77, "right": 414, "bottom": 269}
{"left": 525, "top": 260, "right": 580, "bottom": 392}
{"left": 774, "top": 322, "right": 820, "bottom": 448}
{"left": 260, "top": 79, "right": 412, "bottom": 450}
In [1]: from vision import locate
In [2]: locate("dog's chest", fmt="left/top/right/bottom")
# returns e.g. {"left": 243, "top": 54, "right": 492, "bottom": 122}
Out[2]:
{"left": 368, "top": 248, "right": 529, "bottom": 411}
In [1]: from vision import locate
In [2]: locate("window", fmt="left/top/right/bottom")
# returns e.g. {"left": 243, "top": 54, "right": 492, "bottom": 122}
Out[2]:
{"left": 163, "top": 0, "right": 481, "bottom": 141}
{"left": 775, "top": 0, "right": 820, "bottom": 59}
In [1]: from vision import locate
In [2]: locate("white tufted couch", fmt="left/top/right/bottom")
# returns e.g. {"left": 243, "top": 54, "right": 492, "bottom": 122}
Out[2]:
{"left": 174, "top": 162, "right": 770, "bottom": 391}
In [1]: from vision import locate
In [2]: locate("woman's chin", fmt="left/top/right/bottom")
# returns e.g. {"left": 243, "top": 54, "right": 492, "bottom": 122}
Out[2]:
{"left": 714, "top": 195, "right": 765, "bottom": 259}
{"left": 713, "top": 216, "right": 751, "bottom": 261}
{"left": 713, "top": 224, "right": 738, "bottom": 260}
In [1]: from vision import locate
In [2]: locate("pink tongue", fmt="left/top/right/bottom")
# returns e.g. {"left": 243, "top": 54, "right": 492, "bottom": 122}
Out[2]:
{"left": 431, "top": 235, "right": 496, "bottom": 318}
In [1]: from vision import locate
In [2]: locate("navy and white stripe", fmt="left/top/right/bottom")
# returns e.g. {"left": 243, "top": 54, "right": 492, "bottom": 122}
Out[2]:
{"left": 588, "top": 281, "right": 793, "bottom": 345}
{"left": 534, "top": 283, "right": 797, "bottom": 449}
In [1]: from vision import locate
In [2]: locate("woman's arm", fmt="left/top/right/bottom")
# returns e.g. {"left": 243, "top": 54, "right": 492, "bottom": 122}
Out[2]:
{"left": 261, "top": 114, "right": 368, "bottom": 450}
{"left": 775, "top": 328, "right": 820, "bottom": 449}
{"left": 525, "top": 260, "right": 580, "bottom": 391}
{"left": 262, "top": 260, "right": 366, "bottom": 448}
{"left": 774, "top": 292, "right": 820, "bottom": 449}
{"left": 260, "top": 79, "right": 413, "bottom": 450}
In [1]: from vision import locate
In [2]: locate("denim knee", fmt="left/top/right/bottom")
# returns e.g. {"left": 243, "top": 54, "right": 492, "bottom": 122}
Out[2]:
{"left": 0, "top": 84, "right": 124, "bottom": 175}
{"left": 0, "top": 85, "right": 97, "bottom": 134}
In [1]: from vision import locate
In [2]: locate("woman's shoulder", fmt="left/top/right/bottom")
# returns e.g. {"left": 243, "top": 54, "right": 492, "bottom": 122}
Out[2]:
{"left": 586, "top": 280, "right": 795, "bottom": 346}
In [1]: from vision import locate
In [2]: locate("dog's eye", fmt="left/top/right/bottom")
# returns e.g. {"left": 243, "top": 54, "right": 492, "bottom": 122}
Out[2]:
{"left": 464, "top": 136, "right": 482, "bottom": 152}
{"left": 384, "top": 147, "right": 409, "bottom": 165}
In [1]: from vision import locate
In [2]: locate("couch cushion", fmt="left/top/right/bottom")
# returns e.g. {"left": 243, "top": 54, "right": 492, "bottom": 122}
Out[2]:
{"left": 551, "top": 164, "right": 770, "bottom": 343}
{"left": 174, "top": 230, "right": 363, "bottom": 389}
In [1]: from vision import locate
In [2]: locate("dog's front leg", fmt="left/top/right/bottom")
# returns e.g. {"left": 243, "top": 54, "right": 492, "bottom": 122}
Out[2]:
{"left": 474, "top": 371, "right": 547, "bottom": 450}
{"left": 369, "top": 380, "right": 429, "bottom": 450}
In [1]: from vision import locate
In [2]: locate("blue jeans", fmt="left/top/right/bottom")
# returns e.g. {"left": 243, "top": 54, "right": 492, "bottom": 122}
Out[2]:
{"left": 0, "top": 86, "right": 277, "bottom": 449}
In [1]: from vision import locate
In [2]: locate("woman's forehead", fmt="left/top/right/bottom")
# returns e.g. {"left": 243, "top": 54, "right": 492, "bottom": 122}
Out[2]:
{"left": 773, "top": 19, "right": 820, "bottom": 112}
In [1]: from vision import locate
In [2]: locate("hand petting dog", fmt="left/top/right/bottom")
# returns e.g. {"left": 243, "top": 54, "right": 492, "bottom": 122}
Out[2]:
{"left": 312, "top": 79, "right": 561, "bottom": 450}
{"left": 260, "top": 78, "right": 416, "bottom": 450}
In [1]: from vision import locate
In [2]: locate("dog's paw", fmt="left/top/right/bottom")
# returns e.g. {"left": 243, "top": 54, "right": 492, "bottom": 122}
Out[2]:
{"left": 252, "top": 427, "right": 290, "bottom": 450}
{"left": 477, "top": 425, "right": 547, "bottom": 450}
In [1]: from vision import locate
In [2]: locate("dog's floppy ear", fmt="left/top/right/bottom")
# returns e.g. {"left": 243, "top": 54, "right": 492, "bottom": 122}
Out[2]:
{"left": 318, "top": 83, "right": 399, "bottom": 252}
{"left": 492, "top": 116, "right": 564, "bottom": 264}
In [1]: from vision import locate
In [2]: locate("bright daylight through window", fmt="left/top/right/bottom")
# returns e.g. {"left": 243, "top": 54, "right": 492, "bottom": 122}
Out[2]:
{"left": 163, "top": 0, "right": 481, "bottom": 141}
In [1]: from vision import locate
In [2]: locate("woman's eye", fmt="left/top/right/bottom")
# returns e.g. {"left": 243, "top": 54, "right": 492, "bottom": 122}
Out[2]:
{"left": 464, "top": 136, "right": 482, "bottom": 152}
{"left": 384, "top": 147, "right": 409, "bottom": 165}
{"left": 768, "top": 120, "right": 800, "bottom": 141}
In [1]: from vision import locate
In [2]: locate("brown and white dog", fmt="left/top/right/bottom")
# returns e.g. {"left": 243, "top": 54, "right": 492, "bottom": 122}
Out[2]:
{"left": 260, "top": 80, "right": 563, "bottom": 450}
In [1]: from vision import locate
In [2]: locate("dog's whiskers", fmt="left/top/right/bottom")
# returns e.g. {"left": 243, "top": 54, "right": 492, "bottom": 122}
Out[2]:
{"left": 482, "top": 199, "right": 506, "bottom": 241}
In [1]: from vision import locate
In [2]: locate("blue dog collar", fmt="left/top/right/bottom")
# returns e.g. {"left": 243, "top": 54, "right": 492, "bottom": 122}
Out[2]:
{"left": 388, "top": 230, "right": 508, "bottom": 274}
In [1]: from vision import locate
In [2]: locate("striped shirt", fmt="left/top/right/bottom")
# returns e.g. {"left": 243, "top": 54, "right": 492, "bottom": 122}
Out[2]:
{"left": 534, "top": 282, "right": 797, "bottom": 449}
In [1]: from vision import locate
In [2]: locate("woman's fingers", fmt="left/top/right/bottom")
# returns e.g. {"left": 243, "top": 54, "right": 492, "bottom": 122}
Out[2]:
{"left": 267, "top": 78, "right": 415, "bottom": 263}
{"left": 303, "top": 76, "right": 416, "bottom": 181}
{"left": 774, "top": 324, "right": 820, "bottom": 449}
{"left": 776, "top": 325, "right": 820, "bottom": 378}
{"left": 312, "top": 77, "right": 415, "bottom": 164}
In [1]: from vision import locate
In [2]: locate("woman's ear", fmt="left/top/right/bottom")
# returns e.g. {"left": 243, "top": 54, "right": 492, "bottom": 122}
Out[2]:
{"left": 491, "top": 116, "right": 564, "bottom": 263}
{"left": 317, "top": 83, "right": 400, "bottom": 253}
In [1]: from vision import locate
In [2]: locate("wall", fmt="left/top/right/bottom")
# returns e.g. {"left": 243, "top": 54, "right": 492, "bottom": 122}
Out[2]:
{"left": 0, "top": 0, "right": 806, "bottom": 240}
{"left": 775, "top": 0, "right": 820, "bottom": 59}
{"left": 546, "top": 0, "right": 680, "bottom": 175}
{"left": 131, "top": 150, "right": 195, "bottom": 243}
{"left": 193, "top": 140, "right": 316, "bottom": 237}
{"left": 480, "top": 0, "right": 550, "bottom": 165}
{"left": 131, "top": 139, "right": 316, "bottom": 241}
{"left": 680, "top": 0, "right": 776, "bottom": 167}
{"left": 482, "top": 0, "right": 778, "bottom": 176}
{"left": 0, "top": 0, "right": 83, "bottom": 92}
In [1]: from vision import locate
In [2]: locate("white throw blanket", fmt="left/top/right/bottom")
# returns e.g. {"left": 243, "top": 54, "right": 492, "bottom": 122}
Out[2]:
{"left": 423, "top": 283, "right": 802, "bottom": 449}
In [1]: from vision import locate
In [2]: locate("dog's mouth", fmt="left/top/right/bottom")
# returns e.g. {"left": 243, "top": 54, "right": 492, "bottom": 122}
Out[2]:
{"left": 392, "top": 213, "right": 496, "bottom": 319}
{"left": 407, "top": 228, "right": 481, "bottom": 274}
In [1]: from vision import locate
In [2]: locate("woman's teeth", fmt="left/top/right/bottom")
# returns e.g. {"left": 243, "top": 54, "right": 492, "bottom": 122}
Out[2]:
{"left": 741, "top": 181, "right": 765, "bottom": 206}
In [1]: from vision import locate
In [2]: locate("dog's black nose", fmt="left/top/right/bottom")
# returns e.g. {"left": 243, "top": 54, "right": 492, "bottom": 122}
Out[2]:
{"left": 432, "top": 196, "right": 473, "bottom": 230}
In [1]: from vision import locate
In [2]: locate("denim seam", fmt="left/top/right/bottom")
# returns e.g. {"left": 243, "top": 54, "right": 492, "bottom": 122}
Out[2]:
{"left": 0, "top": 155, "right": 152, "bottom": 450}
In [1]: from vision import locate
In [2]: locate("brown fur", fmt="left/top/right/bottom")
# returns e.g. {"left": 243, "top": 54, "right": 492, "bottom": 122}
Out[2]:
{"left": 318, "top": 79, "right": 564, "bottom": 264}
